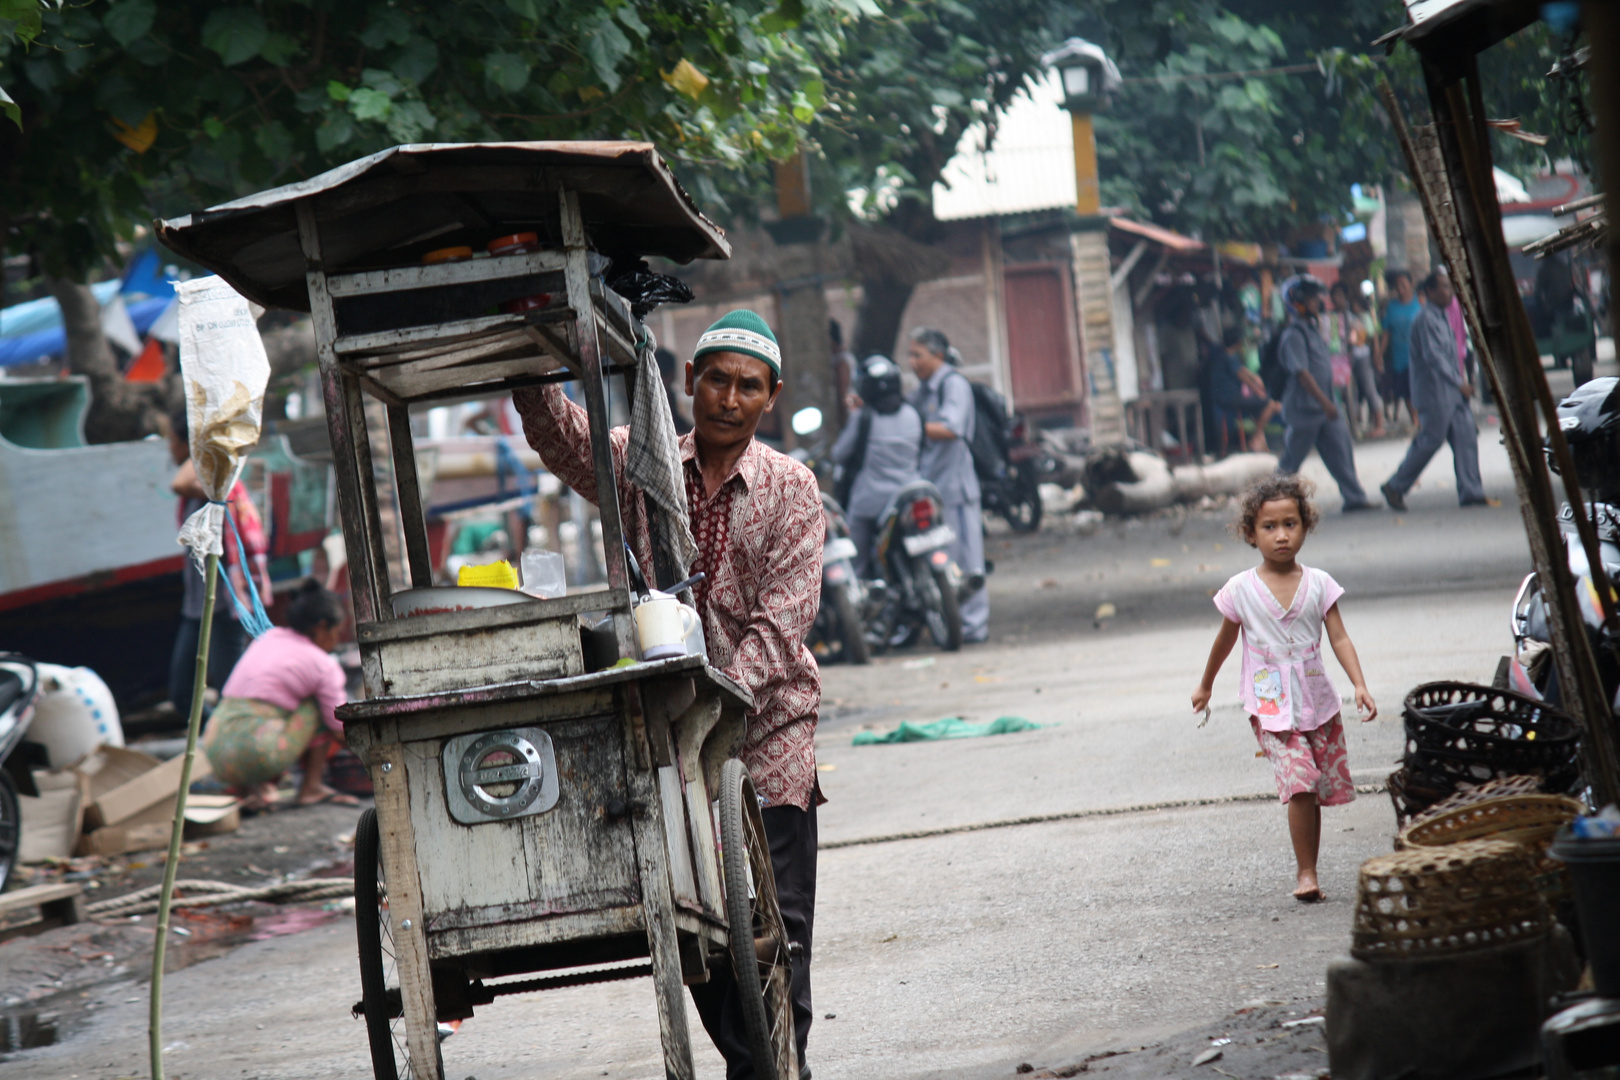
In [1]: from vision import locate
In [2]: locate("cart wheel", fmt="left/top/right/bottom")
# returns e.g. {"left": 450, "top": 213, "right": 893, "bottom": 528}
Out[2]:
{"left": 355, "top": 808, "right": 415, "bottom": 1080}
{"left": 717, "top": 759, "right": 797, "bottom": 1080}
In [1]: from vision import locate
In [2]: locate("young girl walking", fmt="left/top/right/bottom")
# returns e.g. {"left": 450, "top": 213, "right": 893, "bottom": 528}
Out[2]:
{"left": 1191, "top": 476, "right": 1377, "bottom": 901}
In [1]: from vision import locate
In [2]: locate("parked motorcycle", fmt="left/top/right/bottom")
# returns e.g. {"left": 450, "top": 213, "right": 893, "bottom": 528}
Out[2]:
{"left": 1507, "top": 377, "right": 1620, "bottom": 702}
{"left": 0, "top": 653, "right": 42, "bottom": 891}
{"left": 979, "top": 411, "right": 1055, "bottom": 533}
{"left": 864, "top": 480, "right": 970, "bottom": 652}
{"left": 810, "top": 492, "right": 871, "bottom": 665}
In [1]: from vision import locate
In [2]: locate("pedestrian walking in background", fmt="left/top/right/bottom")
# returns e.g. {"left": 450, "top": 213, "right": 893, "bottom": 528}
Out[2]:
{"left": 1380, "top": 270, "right": 1422, "bottom": 428}
{"left": 908, "top": 327, "right": 990, "bottom": 643}
{"left": 1191, "top": 475, "right": 1378, "bottom": 902}
{"left": 1274, "top": 276, "right": 1376, "bottom": 512}
{"left": 166, "top": 406, "right": 270, "bottom": 721}
{"left": 1379, "top": 269, "right": 1488, "bottom": 510}
{"left": 1331, "top": 282, "right": 1386, "bottom": 439}
{"left": 833, "top": 355, "right": 923, "bottom": 578}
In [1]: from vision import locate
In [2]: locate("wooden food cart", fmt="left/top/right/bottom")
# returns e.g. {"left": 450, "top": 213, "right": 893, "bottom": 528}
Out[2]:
{"left": 158, "top": 143, "right": 797, "bottom": 1080}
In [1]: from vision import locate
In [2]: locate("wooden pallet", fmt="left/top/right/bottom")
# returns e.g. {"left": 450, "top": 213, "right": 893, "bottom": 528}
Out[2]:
{"left": 0, "top": 882, "right": 85, "bottom": 942}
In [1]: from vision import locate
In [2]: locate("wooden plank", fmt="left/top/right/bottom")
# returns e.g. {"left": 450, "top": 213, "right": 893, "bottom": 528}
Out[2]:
{"left": 372, "top": 355, "right": 565, "bottom": 403}
{"left": 387, "top": 404, "right": 433, "bottom": 588}
{"left": 335, "top": 654, "right": 752, "bottom": 724}
{"left": 623, "top": 709, "right": 697, "bottom": 1080}
{"left": 426, "top": 905, "right": 644, "bottom": 961}
{"left": 640, "top": 676, "right": 695, "bottom": 769}
{"left": 326, "top": 250, "right": 568, "bottom": 297}
{"left": 355, "top": 374, "right": 406, "bottom": 409}
{"left": 358, "top": 330, "right": 539, "bottom": 373}
{"left": 357, "top": 588, "right": 613, "bottom": 643}
{"left": 657, "top": 765, "right": 699, "bottom": 908}
{"left": 367, "top": 740, "right": 443, "bottom": 1079}
{"left": 335, "top": 313, "right": 529, "bottom": 357}
{"left": 391, "top": 689, "right": 614, "bottom": 746}
{"left": 373, "top": 616, "right": 582, "bottom": 697}
{"left": 301, "top": 204, "right": 382, "bottom": 628}
{"left": 405, "top": 739, "right": 534, "bottom": 917}
{"left": 562, "top": 189, "right": 639, "bottom": 661}
{"left": 0, "top": 881, "right": 82, "bottom": 914}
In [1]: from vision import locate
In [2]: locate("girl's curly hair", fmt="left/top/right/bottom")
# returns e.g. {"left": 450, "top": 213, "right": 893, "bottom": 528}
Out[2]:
{"left": 1234, "top": 475, "right": 1320, "bottom": 546}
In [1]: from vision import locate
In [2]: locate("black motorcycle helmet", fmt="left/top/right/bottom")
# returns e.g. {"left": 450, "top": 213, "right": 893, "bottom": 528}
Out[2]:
{"left": 1549, "top": 376, "right": 1620, "bottom": 503}
{"left": 859, "top": 355, "right": 905, "bottom": 415}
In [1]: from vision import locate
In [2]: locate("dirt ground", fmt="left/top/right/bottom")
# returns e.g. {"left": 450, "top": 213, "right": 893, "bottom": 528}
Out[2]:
{"left": 0, "top": 423, "right": 1547, "bottom": 1078}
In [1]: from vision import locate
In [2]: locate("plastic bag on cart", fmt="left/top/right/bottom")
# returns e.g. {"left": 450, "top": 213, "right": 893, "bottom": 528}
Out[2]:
{"left": 174, "top": 276, "right": 271, "bottom": 582}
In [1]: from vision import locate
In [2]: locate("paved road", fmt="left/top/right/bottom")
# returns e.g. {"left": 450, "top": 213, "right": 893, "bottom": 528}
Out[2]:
{"left": 3, "top": 430, "right": 1533, "bottom": 1080}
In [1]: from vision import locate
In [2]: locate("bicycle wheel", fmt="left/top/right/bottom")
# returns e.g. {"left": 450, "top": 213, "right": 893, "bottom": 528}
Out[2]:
{"left": 355, "top": 808, "right": 415, "bottom": 1080}
{"left": 717, "top": 760, "right": 796, "bottom": 1080}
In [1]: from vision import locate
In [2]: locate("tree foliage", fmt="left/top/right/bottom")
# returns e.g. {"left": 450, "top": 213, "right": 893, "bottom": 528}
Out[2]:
{"left": 1, "top": 0, "right": 852, "bottom": 276}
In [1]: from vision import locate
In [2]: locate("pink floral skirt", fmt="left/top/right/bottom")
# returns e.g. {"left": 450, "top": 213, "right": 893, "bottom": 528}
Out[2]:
{"left": 1250, "top": 715, "right": 1355, "bottom": 806}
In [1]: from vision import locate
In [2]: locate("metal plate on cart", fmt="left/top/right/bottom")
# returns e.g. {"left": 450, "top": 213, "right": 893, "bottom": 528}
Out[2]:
{"left": 443, "top": 727, "right": 560, "bottom": 825}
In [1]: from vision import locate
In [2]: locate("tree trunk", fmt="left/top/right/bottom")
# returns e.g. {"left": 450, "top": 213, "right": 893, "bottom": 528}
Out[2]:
{"left": 46, "top": 277, "right": 162, "bottom": 444}
{"left": 851, "top": 276, "right": 917, "bottom": 361}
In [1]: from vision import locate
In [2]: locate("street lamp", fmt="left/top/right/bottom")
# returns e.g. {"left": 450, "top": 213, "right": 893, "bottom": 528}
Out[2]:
{"left": 1042, "top": 38, "right": 1126, "bottom": 442}
{"left": 1041, "top": 38, "right": 1121, "bottom": 216}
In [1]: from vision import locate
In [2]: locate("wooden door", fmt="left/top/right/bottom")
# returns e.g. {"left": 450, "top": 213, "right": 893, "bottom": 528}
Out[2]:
{"left": 1003, "top": 262, "right": 1082, "bottom": 419}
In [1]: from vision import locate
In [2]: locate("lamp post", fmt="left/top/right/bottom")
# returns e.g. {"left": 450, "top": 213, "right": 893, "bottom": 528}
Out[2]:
{"left": 1043, "top": 39, "right": 1126, "bottom": 442}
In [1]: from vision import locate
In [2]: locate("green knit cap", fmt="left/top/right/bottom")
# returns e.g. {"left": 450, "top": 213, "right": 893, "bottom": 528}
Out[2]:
{"left": 692, "top": 309, "right": 782, "bottom": 376}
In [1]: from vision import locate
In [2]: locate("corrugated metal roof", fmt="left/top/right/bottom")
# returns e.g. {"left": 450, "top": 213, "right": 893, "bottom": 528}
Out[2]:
{"left": 932, "top": 73, "right": 1077, "bottom": 222}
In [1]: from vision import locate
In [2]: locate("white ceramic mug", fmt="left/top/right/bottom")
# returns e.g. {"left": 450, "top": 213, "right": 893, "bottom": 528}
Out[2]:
{"left": 635, "top": 593, "right": 701, "bottom": 661}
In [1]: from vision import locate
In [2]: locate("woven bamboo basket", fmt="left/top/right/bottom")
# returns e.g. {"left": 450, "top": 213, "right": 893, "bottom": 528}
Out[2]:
{"left": 1397, "top": 793, "right": 1584, "bottom": 902}
{"left": 1352, "top": 839, "right": 1548, "bottom": 961}
{"left": 1407, "top": 774, "right": 1547, "bottom": 826}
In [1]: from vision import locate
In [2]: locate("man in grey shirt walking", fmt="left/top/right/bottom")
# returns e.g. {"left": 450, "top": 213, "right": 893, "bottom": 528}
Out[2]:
{"left": 832, "top": 355, "right": 922, "bottom": 577}
{"left": 1276, "top": 276, "right": 1375, "bottom": 512}
{"left": 908, "top": 327, "right": 989, "bottom": 642}
{"left": 1380, "top": 268, "right": 1487, "bottom": 510}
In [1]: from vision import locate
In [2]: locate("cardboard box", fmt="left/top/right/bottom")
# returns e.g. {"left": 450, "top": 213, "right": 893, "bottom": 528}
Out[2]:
{"left": 183, "top": 795, "right": 241, "bottom": 838}
{"left": 18, "top": 770, "right": 85, "bottom": 863}
{"left": 73, "top": 746, "right": 215, "bottom": 858}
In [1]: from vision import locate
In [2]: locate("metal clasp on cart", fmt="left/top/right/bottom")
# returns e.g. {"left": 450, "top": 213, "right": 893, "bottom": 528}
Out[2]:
{"left": 158, "top": 142, "right": 796, "bottom": 1080}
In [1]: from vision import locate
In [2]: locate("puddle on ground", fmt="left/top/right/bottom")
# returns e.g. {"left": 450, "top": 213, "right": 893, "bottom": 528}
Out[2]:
{"left": 0, "top": 1011, "right": 57, "bottom": 1051}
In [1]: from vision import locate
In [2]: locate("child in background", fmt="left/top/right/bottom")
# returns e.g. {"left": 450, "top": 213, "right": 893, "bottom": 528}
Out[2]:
{"left": 1191, "top": 476, "right": 1377, "bottom": 901}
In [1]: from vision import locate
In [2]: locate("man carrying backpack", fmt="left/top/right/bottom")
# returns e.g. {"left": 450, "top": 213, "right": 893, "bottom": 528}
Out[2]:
{"left": 908, "top": 327, "right": 989, "bottom": 643}
{"left": 1273, "top": 276, "right": 1377, "bottom": 512}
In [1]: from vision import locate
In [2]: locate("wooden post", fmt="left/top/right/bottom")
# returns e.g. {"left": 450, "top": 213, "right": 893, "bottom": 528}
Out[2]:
{"left": 386, "top": 404, "right": 434, "bottom": 588}
{"left": 299, "top": 203, "right": 384, "bottom": 628}
{"left": 369, "top": 737, "right": 444, "bottom": 1079}
{"left": 1382, "top": 72, "right": 1620, "bottom": 803}
{"left": 621, "top": 696, "right": 697, "bottom": 1080}
{"left": 559, "top": 189, "right": 638, "bottom": 659}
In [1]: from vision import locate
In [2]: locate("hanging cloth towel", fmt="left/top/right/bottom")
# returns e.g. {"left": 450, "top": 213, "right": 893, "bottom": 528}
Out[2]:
{"left": 625, "top": 327, "right": 698, "bottom": 577}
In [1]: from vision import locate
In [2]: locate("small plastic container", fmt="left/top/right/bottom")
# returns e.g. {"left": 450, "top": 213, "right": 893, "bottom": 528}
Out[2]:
{"left": 423, "top": 245, "right": 474, "bottom": 265}
{"left": 1549, "top": 825, "right": 1620, "bottom": 996}
{"left": 487, "top": 233, "right": 552, "bottom": 314}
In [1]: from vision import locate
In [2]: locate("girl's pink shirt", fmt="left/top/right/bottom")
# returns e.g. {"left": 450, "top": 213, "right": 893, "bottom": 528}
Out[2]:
{"left": 1213, "top": 564, "right": 1345, "bottom": 732}
{"left": 221, "top": 625, "right": 347, "bottom": 733}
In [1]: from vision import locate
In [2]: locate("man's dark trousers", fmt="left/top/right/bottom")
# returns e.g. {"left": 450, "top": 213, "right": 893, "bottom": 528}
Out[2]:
{"left": 691, "top": 802, "right": 817, "bottom": 1079}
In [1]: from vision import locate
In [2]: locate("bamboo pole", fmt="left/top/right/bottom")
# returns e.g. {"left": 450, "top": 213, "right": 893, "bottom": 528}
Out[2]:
{"left": 150, "top": 552, "right": 218, "bottom": 1080}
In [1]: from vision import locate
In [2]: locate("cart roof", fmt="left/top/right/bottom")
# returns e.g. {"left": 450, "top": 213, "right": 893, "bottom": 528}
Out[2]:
{"left": 156, "top": 141, "right": 731, "bottom": 312}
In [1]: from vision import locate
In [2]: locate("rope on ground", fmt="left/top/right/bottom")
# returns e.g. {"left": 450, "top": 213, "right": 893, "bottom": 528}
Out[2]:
{"left": 818, "top": 783, "right": 1388, "bottom": 851}
{"left": 87, "top": 878, "right": 353, "bottom": 917}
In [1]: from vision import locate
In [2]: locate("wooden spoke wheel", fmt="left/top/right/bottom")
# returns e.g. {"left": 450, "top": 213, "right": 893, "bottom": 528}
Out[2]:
{"left": 355, "top": 808, "right": 419, "bottom": 1080}
{"left": 717, "top": 759, "right": 797, "bottom": 1080}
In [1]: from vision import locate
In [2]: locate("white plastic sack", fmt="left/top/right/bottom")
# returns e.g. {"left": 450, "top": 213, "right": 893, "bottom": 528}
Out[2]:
{"left": 31, "top": 663, "right": 123, "bottom": 769}
{"left": 175, "top": 276, "right": 270, "bottom": 568}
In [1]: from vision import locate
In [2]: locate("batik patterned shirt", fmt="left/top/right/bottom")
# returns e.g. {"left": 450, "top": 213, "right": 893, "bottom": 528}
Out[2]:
{"left": 513, "top": 386, "right": 825, "bottom": 809}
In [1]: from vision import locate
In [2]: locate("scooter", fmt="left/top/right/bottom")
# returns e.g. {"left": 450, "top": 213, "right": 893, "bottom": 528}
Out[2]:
{"left": 1506, "top": 377, "right": 1620, "bottom": 703}
{"left": 864, "top": 480, "right": 971, "bottom": 653}
{"left": 978, "top": 411, "right": 1054, "bottom": 534}
{"left": 0, "top": 653, "right": 43, "bottom": 892}
{"left": 810, "top": 492, "right": 871, "bottom": 665}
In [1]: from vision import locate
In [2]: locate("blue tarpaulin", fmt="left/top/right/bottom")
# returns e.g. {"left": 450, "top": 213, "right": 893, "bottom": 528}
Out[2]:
{"left": 0, "top": 250, "right": 179, "bottom": 367}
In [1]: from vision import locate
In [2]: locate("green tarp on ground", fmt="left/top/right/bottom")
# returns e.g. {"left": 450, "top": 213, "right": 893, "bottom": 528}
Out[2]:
{"left": 852, "top": 716, "right": 1047, "bottom": 745}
